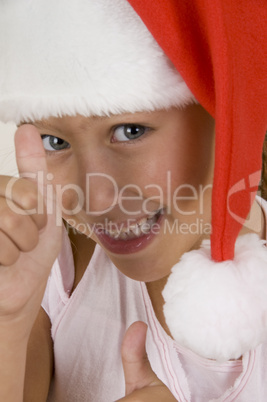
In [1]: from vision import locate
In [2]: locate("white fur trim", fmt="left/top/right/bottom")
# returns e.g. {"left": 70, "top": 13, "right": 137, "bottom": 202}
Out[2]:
{"left": 162, "top": 233, "right": 267, "bottom": 362}
{"left": 0, "top": 0, "right": 196, "bottom": 124}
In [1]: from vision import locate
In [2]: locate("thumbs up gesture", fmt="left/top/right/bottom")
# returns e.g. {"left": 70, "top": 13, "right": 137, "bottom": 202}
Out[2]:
{"left": 0, "top": 124, "right": 62, "bottom": 332}
{"left": 0, "top": 124, "right": 62, "bottom": 401}
{"left": 118, "top": 322, "right": 177, "bottom": 401}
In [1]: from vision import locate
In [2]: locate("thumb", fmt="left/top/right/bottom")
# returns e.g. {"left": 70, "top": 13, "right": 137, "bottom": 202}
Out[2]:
{"left": 121, "top": 321, "right": 161, "bottom": 395}
{"left": 15, "top": 124, "right": 48, "bottom": 181}
{"left": 14, "top": 124, "right": 61, "bottom": 228}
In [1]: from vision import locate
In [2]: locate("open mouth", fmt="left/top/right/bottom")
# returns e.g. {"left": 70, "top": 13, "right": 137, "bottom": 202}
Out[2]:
{"left": 94, "top": 209, "right": 163, "bottom": 254}
{"left": 104, "top": 209, "right": 162, "bottom": 240}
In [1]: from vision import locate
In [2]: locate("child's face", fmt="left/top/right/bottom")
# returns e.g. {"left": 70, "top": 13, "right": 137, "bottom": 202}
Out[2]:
{"left": 33, "top": 105, "right": 215, "bottom": 282}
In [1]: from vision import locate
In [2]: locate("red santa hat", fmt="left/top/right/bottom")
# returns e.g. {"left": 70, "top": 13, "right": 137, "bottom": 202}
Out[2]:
{"left": 0, "top": 0, "right": 267, "bottom": 362}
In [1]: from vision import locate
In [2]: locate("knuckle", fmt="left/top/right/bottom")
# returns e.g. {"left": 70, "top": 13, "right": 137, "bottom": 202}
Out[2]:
{"left": 20, "top": 190, "right": 39, "bottom": 211}
{"left": 0, "top": 232, "right": 20, "bottom": 266}
{"left": 0, "top": 249, "right": 19, "bottom": 266}
{"left": 1, "top": 208, "right": 22, "bottom": 232}
{"left": 6, "top": 177, "right": 40, "bottom": 211}
{"left": 3, "top": 176, "right": 20, "bottom": 194}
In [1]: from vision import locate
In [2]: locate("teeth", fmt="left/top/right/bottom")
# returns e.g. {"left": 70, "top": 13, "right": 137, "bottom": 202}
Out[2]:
{"left": 140, "top": 221, "right": 151, "bottom": 234}
{"left": 129, "top": 225, "right": 141, "bottom": 237}
{"left": 137, "top": 217, "right": 147, "bottom": 226}
{"left": 104, "top": 211, "right": 160, "bottom": 240}
{"left": 118, "top": 231, "right": 128, "bottom": 240}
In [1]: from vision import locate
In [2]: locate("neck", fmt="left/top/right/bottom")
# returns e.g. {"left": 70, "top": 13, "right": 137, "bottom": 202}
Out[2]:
{"left": 146, "top": 277, "right": 172, "bottom": 337}
{"left": 66, "top": 222, "right": 96, "bottom": 294}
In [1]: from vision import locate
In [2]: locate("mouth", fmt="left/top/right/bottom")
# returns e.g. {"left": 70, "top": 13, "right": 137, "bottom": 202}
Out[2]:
{"left": 93, "top": 209, "right": 163, "bottom": 255}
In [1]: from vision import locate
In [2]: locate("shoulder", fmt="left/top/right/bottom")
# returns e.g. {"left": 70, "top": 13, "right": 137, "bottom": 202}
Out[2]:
{"left": 240, "top": 196, "right": 266, "bottom": 239}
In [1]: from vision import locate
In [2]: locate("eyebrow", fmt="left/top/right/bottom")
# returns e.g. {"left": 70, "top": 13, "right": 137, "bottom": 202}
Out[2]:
{"left": 20, "top": 120, "right": 55, "bottom": 129}
{"left": 20, "top": 110, "right": 156, "bottom": 133}
{"left": 21, "top": 120, "right": 65, "bottom": 134}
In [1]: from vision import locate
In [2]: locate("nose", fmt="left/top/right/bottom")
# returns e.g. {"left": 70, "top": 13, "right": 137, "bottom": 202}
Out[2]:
{"left": 74, "top": 147, "right": 120, "bottom": 216}
{"left": 77, "top": 148, "right": 146, "bottom": 220}
{"left": 85, "top": 171, "right": 119, "bottom": 216}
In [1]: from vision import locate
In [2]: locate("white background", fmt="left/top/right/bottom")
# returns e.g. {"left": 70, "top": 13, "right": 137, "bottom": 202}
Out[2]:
{"left": 0, "top": 121, "right": 18, "bottom": 176}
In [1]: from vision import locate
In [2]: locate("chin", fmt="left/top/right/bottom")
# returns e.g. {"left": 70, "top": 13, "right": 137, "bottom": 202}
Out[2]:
{"left": 109, "top": 255, "right": 169, "bottom": 283}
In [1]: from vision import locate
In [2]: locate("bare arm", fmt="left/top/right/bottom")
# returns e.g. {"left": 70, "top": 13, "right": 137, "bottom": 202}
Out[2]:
{"left": 0, "top": 308, "right": 52, "bottom": 402}
{"left": 0, "top": 326, "right": 28, "bottom": 402}
{"left": 24, "top": 307, "right": 54, "bottom": 402}
{"left": 0, "top": 125, "right": 62, "bottom": 401}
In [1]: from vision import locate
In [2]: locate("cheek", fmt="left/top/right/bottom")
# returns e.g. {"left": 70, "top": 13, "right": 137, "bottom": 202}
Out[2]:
{"left": 134, "top": 137, "right": 213, "bottom": 217}
{"left": 129, "top": 142, "right": 207, "bottom": 195}
{"left": 59, "top": 188, "right": 83, "bottom": 214}
{"left": 107, "top": 137, "right": 213, "bottom": 219}
{"left": 46, "top": 161, "right": 84, "bottom": 215}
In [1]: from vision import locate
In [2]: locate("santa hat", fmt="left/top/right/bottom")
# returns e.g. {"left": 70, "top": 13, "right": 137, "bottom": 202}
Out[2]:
{"left": 0, "top": 0, "right": 196, "bottom": 124}
{"left": 0, "top": 0, "right": 267, "bottom": 362}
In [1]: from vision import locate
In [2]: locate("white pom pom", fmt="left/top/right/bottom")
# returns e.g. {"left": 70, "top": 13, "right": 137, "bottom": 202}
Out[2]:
{"left": 162, "top": 233, "right": 267, "bottom": 362}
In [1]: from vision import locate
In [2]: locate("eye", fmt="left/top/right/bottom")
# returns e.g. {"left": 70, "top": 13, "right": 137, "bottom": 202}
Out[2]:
{"left": 112, "top": 124, "right": 148, "bottom": 142}
{"left": 41, "top": 135, "right": 70, "bottom": 151}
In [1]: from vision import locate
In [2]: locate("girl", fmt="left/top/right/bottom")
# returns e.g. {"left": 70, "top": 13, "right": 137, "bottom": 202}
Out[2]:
{"left": 0, "top": 0, "right": 266, "bottom": 401}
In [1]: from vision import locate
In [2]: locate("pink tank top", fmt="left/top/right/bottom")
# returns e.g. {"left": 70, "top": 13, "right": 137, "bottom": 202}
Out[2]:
{"left": 42, "top": 197, "right": 267, "bottom": 401}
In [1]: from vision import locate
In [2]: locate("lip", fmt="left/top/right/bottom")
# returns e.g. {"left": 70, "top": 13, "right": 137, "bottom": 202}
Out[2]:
{"left": 93, "top": 211, "right": 163, "bottom": 255}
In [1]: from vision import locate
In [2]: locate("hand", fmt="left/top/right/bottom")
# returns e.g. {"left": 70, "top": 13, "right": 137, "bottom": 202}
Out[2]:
{"left": 0, "top": 124, "right": 62, "bottom": 338}
{"left": 117, "top": 321, "right": 177, "bottom": 401}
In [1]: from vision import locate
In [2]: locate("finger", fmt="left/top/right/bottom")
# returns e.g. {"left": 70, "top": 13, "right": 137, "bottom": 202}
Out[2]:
{"left": 117, "top": 385, "right": 177, "bottom": 401}
{"left": 121, "top": 321, "right": 162, "bottom": 396}
{"left": 15, "top": 124, "right": 48, "bottom": 181}
{"left": 15, "top": 124, "right": 49, "bottom": 223}
{"left": 0, "top": 230, "right": 20, "bottom": 266}
{"left": 0, "top": 176, "right": 46, "bottom": 231}
{"left": 15, "top": 124, "right": 61, "bottom": 230}
{"left": 0, "top": 200, "right": 39, "bottom": 252}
